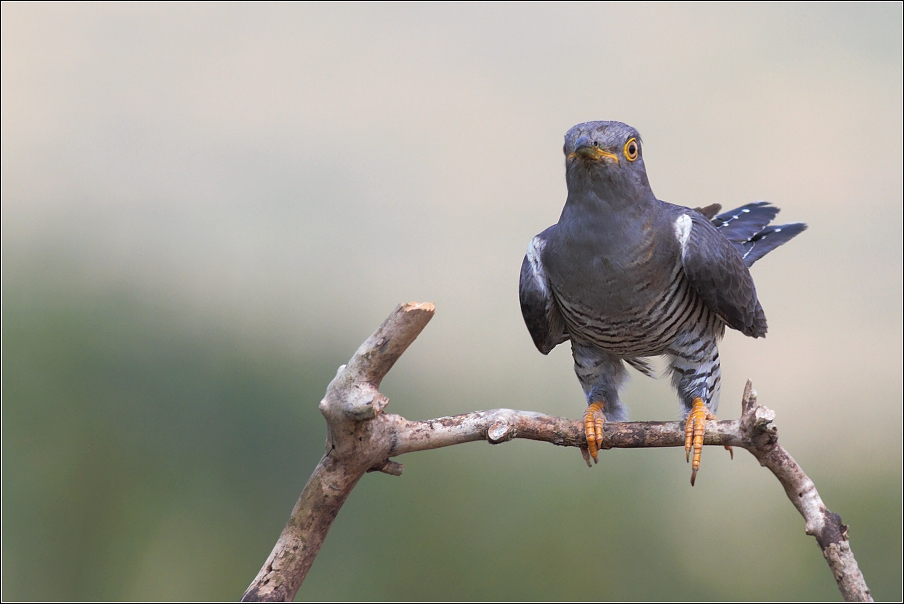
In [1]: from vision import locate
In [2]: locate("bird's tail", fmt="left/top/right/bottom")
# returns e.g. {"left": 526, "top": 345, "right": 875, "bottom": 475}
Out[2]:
{"left": 710, "top": 201, "right": 807, "bottom": 267}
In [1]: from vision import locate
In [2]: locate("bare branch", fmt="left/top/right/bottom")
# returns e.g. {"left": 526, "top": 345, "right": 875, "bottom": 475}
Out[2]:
{"left": 386, "top": 409, "right": 739, "bottom": 454}
{"left": 242, "top": 302, "right": 436, "bottom": 602}
{"left": 324, "top": 301, "right": 435, "bottom": 423}
{"left": 242, "top": 303, "right": 872, "bottom": 602}
{"left": 736, "top": 382, "right": 872, "bottom": 602}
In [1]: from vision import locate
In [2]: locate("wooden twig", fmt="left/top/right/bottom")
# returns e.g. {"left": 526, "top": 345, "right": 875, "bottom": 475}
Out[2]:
{"left": 242, "top": 303, "right": 872, "bottom": 602}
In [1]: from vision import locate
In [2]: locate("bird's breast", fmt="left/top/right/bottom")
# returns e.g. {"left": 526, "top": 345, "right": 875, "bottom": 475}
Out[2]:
{"left": 546, "top": 225, "right": 709, "bottom": 356}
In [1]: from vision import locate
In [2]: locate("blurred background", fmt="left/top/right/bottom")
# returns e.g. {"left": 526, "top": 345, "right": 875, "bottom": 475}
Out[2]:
{"left": 2, "top": 4, "right": 901, "bottom": 601}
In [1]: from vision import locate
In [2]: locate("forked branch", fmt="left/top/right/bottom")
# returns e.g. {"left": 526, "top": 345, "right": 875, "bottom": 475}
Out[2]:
{"left": 242, "top": 303, "right": 871, "bottom": 602}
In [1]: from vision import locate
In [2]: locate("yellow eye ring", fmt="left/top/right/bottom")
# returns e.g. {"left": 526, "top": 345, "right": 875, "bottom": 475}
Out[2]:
{"left": 624, "top": 138, "right": 639, "bottom": 162}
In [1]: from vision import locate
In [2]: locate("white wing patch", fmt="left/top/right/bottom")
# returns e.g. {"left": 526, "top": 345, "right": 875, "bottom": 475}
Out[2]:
{"left": 673, "top": 214, "right": 693, "bottom": 258}
{"left": 525, "top": 236, "right": 549, "bottom": 295}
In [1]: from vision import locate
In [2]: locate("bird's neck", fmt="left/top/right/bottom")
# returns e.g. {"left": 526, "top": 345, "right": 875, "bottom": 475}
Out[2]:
{"left": 562, "top": 186, "right": 656, "bottom": 223}
{"left": 558, "top": 184, "right": 664, "bottom": 259}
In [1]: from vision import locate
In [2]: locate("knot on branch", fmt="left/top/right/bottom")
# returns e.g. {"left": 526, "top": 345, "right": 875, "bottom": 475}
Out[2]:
{"left": 368, "top": 459, "right": 404, "bottom": 476}
{"left": 344, "top": 386, "right": 389, "bottom": 421}
{"left": 487, "top": 421, "right": 515, "bottom": 444}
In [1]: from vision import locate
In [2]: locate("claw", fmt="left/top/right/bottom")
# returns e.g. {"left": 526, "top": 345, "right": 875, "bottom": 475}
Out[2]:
{"left": 582, "top": 402, "right": 606, "bottom": 464}
{"left": 580, "top": 445, "right": 592, "bottom": 467}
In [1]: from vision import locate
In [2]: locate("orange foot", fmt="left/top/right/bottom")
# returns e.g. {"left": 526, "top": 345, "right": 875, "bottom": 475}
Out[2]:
{"left": 684, "top": 398, "right": 733, "bottom": 486}
{"left": 581, "top": 402, "right": 606, "bottom": 467}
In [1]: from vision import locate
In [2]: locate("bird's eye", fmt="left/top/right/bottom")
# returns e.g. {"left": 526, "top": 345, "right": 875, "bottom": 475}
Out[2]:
{"left": 624, "top": 138, "right": 639, "bottom": 162}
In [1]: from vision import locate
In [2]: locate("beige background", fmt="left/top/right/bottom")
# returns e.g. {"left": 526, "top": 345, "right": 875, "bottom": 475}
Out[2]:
{"left": 3, "top": 4, "right": 901, "bottom": 600}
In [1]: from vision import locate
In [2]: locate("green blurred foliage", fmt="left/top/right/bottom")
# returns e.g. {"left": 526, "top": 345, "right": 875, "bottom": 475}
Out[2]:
{"left": 3, "top": 281, "right": 900, "bottom": 601}
{"left": 2, "top": 284, "right": 334, "bottom": 600}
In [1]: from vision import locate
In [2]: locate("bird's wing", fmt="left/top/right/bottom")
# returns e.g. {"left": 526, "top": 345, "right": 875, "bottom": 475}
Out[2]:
{"left": 519, "top": 227, "right": 569, "bottom": 354}
{"left": 675, "top": 212, "right": 767, "bottom": 338}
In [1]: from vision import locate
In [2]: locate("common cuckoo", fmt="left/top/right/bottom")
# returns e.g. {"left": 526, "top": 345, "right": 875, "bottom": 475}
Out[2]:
{"left": 519, "top": 121, "right": 806, "bottom": 484}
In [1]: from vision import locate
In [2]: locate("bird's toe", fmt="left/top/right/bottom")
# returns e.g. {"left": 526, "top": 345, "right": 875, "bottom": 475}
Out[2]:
{"left": 582, "top": 402, "right": 606, "bottom": 465}
{"left": 684, "top": 398, "right": 732, "bottom": 485}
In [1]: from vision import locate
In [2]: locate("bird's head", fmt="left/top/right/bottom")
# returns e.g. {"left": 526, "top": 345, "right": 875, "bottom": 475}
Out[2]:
{"left": 563, "top": 121, "right": 653, "bottom": 203}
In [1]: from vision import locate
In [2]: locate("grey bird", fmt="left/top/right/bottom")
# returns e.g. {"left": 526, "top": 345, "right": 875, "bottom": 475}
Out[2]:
{"left": 519, "top": 121, "right": 806, "bottom": 484}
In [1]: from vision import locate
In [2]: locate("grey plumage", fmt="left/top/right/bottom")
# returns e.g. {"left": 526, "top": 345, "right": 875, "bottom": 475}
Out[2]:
{"left": 520, "top": 121, "right": 805, "bottom": 426}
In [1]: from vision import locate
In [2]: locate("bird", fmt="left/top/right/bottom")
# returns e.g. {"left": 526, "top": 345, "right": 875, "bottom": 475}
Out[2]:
{"left": 519, "top": 121, "right": 806, "bottom": 484}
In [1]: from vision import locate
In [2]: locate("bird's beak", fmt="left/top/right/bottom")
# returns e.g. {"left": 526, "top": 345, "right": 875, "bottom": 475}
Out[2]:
{"left": 568, "top": 136, "right": 619, "bottom": 164}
